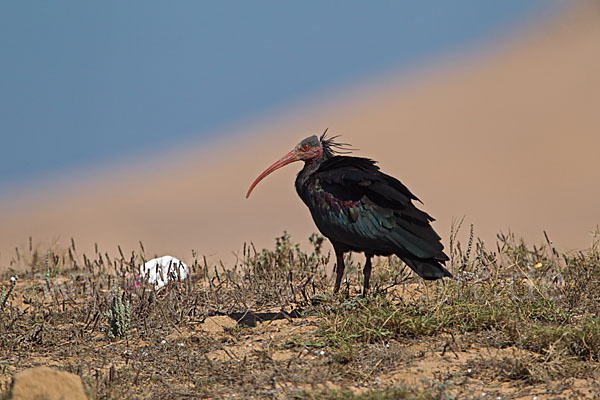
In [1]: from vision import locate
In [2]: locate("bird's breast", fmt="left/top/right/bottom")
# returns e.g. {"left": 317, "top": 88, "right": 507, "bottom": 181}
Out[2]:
{"left": 299, "top": 183, "right": 366, "bottom": 238}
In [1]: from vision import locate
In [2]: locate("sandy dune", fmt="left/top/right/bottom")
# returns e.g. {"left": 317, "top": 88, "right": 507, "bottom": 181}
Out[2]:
{"left": 1, "top": 2, "right": 599, "bottom": 267}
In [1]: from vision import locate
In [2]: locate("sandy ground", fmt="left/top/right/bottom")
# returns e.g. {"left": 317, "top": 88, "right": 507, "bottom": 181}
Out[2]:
{"left": 1, "top": 2, "right": 599, "bottom": 268}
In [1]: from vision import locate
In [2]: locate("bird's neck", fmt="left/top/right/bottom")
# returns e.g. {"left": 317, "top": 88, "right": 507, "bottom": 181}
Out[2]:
{"left": 296, "top": 157, "right": 324, "bottom": 189}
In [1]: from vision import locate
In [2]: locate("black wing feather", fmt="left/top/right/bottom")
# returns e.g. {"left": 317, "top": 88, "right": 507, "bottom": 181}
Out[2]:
{"left": 301, "top": 155, "right": 450, "bottom": 279}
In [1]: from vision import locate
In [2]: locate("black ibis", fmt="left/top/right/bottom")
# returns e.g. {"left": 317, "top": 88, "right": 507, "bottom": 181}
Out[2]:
{"left": 246, "top": 131, "right": 451, "bottom": 295}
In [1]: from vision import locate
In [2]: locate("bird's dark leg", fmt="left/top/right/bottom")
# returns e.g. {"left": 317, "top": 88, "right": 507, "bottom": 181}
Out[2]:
{"left": 333, "top": 249, "right": 346, "bottom": 294}
{"left": 362, "top": 254, "right": 373, "bottom": 297}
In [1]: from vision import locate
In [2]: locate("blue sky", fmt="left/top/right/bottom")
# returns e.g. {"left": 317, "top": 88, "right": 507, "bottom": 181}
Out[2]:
{"left": 0, "top": 1, "right": 549, "bottom": 186}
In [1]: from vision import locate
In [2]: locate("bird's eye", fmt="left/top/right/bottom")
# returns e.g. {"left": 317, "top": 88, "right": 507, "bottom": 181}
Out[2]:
{"left": 301, "top": 145, "right": 310, "bottom": 152}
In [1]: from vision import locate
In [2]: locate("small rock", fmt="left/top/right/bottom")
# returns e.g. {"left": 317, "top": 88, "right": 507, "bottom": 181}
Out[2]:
{"left": 7, "top": 366, "right": 87, "bottom": 400}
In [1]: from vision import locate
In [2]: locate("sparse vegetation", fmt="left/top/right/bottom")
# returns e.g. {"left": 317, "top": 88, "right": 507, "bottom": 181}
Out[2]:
{"left": 291, "top": 383, "right": 448, "bottom": 400}
{"left": 0, "top": 226, "right": 599, "bottom": 399}
{"left": 318, "top": 226, "right": 600, "bottom": 364}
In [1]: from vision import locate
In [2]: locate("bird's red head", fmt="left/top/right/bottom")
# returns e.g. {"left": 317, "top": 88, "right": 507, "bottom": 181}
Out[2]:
{"left": 246, "top": 135, "right": 323, "bottom": 198}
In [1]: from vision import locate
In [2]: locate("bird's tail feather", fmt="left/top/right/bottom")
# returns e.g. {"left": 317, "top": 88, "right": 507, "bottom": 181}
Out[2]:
{"left": 399, "top": 255, "right": 452, "bottom": 280}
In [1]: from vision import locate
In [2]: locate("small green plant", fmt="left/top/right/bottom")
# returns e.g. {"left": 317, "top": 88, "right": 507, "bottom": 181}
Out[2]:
{"left": 0, "top": 276, "right": 17, "bottom": 311}
{"left": 106, "top": 284, "right": 130, "bottom": 339}
{"left": 45, "top": 251, "right": 51, "bottom": 278}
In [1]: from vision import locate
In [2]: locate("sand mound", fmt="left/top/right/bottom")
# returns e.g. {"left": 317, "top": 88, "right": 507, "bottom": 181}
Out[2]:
{"left": 7, "top": 366, "right": 87, "bottom": 400}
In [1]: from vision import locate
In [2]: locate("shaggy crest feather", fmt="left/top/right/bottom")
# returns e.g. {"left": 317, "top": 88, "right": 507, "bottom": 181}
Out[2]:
{"left": 319, "top": 129, "right": 354, "bottom": 159}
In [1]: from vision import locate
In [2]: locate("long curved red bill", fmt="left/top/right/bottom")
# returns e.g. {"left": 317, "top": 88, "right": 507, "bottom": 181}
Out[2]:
{"left": 246, "top": 150, "right": 299, "bottom": 198}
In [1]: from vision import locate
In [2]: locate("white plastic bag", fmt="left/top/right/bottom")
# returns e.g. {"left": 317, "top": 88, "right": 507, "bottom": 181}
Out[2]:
{"left": 139, "top": 256, "right": 188, "bottom": 289}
